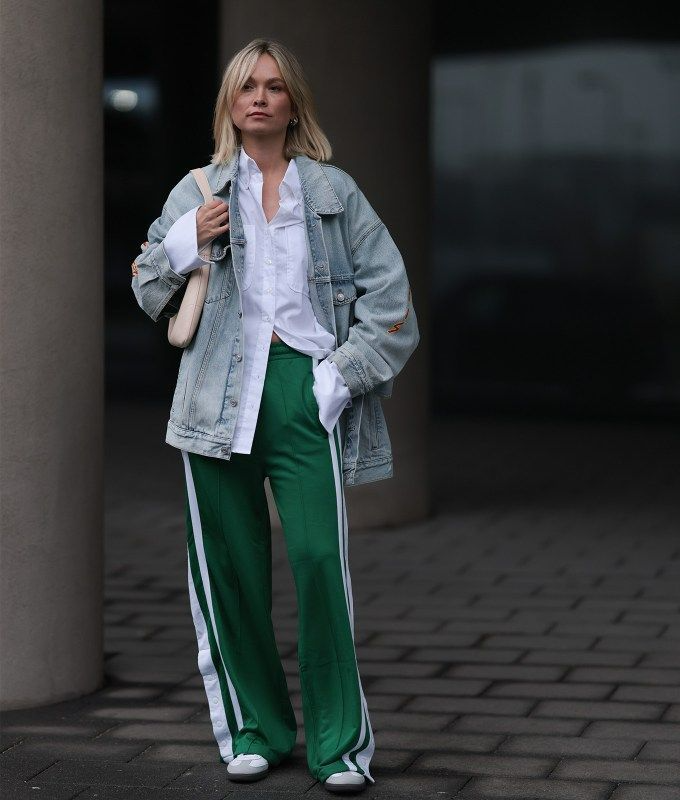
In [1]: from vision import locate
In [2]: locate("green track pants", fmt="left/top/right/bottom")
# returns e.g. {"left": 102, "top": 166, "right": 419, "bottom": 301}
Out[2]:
{"left": 180, "top": 338, "right": 375, "bottom": 784}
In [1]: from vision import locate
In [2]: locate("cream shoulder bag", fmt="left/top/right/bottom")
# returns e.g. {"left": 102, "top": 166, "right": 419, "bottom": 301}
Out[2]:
{"left": 167, "top": 167, "right": 215, "bottom": 348}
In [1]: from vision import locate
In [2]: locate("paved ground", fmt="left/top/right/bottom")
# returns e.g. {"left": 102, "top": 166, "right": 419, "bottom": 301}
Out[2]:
{"left": 3, "top": 401, "right": 680, "bottom": 799}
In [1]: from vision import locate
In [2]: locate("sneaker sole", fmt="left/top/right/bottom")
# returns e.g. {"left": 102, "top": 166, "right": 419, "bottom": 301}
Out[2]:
{"left": 323, "top": 779, "right": 367, "bottom": 793}
{"left": 227, "top": 767, "right": 269, "bottom": 782}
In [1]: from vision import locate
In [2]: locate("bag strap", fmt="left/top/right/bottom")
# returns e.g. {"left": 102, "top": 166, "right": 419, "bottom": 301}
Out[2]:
{"left": 190, "top": 168, "right": 214, "bottom": 261}
{"left": 190, "top": 167, "right": 214, "bottom": 204}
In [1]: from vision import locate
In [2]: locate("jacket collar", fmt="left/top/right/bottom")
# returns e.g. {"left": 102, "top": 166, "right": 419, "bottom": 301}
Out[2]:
{"left": 211, "top": 144, "right": 344, "bottom": 214}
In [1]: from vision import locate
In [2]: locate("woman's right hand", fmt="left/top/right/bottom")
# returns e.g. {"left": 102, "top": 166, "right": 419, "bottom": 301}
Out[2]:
{"left": 196, "top": 199, "right": 230, "bottom": 252}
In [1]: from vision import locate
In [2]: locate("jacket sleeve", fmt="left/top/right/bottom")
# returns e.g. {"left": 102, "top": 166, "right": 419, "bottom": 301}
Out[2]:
{"left": 325, "top": 183, "right": 420, "bottom": 398}
{"left": 130, "top": 172, "right": 204, "bottom": 322}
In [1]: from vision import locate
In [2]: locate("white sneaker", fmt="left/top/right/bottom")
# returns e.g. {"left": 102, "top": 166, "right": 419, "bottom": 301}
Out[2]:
{"left": 323, "top": 770, "right": 367, "bottom": 793}
{"left": 226, "top": 753, "right": 269, "bottom": 781}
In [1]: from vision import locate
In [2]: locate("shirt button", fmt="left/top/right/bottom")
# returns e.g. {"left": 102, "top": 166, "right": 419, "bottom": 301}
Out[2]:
{"left": 265, "top": 258, "right": 272, "bottom": 264}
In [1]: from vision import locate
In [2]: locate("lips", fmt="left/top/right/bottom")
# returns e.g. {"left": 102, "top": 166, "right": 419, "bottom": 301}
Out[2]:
{"left": 249, "top": 112, "right": 269, "bottom": 117}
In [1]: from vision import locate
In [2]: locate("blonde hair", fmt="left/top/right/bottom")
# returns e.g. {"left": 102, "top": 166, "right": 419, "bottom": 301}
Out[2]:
{"left": 211, "top": 38, "right": 332, "bottom": 165}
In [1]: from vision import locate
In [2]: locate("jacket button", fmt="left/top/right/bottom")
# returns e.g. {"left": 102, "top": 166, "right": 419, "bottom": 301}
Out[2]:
{"left": 337, "top": 291, "right": 345, "bottom": 301}
{"left": 235, "top": 354, "right": 242, "bottom": 361}
{"left": 220, "top": 446, "right": 229, "bottom": 454}
{"left": 238, "top": 311, "right": 243, "bottom": 317}
{"left": 230, "top": 399, "right": 238, "bottom": 406}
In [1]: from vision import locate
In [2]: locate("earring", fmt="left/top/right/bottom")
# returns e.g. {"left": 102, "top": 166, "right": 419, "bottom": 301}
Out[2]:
{"left": 289, "top": 117, "right": 298, "bottom": 126}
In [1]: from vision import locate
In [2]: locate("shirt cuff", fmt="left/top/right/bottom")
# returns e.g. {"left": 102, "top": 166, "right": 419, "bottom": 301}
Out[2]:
{"left": 163, "top": 205, "right": 210, "bottom": 275}
{"left": 312, "top": 357, "right": 353, "bottom": 434}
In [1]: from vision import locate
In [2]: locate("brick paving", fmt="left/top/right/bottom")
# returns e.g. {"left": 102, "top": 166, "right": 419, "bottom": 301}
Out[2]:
{"left": 2, "top": 402, "right": 680, "bottom": 799}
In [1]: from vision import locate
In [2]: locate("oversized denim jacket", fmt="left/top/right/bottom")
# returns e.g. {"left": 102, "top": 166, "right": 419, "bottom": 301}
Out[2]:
{"left": 131, "top": 145, "right": 420, "bottom": 486}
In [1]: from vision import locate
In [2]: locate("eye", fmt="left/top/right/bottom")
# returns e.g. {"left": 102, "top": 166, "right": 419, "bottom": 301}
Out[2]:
{"left": 270, "top": 85, "right": 283, "bottom": 91}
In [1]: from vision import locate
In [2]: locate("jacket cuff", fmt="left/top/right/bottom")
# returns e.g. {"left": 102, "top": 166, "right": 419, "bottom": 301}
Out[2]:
{"left": 151, "top": 240, "right": 188, "bottom": 289}
{"left": 145, "top": 241, "right": 188, "bottom": 321}
{"left": 325, "top": 343, "right": 367, "bottom": 397}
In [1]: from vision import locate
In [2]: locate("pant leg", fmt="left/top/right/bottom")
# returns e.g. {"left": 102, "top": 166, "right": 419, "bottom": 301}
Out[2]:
{"left": 256, "top": 342, "right": 376, "bottom": 785}
{"left": 182, "top": 447, "right": 297, "bottom": 766}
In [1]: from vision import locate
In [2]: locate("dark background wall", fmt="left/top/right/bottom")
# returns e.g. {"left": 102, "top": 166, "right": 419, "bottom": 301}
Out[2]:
{"left": 105, "top": 1, "right": 220, "bottom": 399}
{"left": 430, "top": 7, "right": 680, "bottom": 420}
{"left": 105, "top": 2, "right": 680, "bottom": 423}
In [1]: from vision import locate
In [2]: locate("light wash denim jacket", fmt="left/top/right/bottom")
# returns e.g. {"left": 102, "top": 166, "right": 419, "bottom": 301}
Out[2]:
{"left": 131, "top": 145, "right": 420, "bottom": 486}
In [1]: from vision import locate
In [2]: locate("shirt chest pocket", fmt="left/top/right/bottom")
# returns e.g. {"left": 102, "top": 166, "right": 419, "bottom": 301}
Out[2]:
{"left": 285, "top": 223, "right": 310, "bottom": 296}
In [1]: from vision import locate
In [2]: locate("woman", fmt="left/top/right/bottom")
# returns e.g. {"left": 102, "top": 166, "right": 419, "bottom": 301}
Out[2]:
{"left": 131, "top": 38, "right": 419, "bottom": 794}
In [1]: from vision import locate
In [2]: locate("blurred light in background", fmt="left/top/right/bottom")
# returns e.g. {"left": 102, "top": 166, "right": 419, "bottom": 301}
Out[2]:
{"left": 103, "top": 79, "right": 158, "bottom": 116}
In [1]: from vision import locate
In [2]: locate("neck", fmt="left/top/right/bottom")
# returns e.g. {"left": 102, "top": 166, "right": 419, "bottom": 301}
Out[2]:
{"left": 240, "top": 136, "right": 290, "bottom": 176}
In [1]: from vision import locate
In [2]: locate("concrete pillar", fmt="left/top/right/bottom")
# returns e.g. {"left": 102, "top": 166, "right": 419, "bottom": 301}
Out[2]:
{"left": 219, "top": 1, "right": 432, "bottom": 526}
{"left": 0, "top": 1, "right": 104, "bottom": 709}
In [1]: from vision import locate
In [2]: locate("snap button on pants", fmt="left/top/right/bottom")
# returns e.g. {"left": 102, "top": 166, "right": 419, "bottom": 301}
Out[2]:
{"left": 180, "top": 338, "right": 375, "bottom": 784}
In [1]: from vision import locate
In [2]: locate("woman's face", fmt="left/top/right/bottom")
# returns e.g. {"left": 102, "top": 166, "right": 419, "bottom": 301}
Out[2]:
{"left": 231, "top": 53, "right": 294, "bottom": 144}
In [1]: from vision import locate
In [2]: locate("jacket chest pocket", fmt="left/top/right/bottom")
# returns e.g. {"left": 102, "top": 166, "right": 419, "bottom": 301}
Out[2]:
{"left": 331, "top": 277, "right": 357, "bottom": 318}
{"left": 330, "top": 278, "right": 357, "bottom": 331}
{"left": 204, "top": 246, "right": 236, "bottom": 303}
{"left": 331, "top": 279, "right": 356, "bottom": 306}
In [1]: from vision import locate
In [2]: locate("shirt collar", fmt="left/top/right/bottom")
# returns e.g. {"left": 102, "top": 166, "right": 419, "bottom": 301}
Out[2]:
{"left": 238, "top": 146, "right": 299, "bottom": 198}
{"left": 212, "top": 145, "right": 344, "bottom": 215}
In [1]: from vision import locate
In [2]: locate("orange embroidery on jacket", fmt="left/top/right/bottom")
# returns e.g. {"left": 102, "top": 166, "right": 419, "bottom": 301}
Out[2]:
{"left": 387, "top": 286, "right": 412, "bottom": 333}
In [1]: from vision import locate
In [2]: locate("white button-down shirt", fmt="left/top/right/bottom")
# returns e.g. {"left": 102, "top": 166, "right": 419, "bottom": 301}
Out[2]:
{"left": 162, "top": 147, "right": 352, "bottom": 453}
